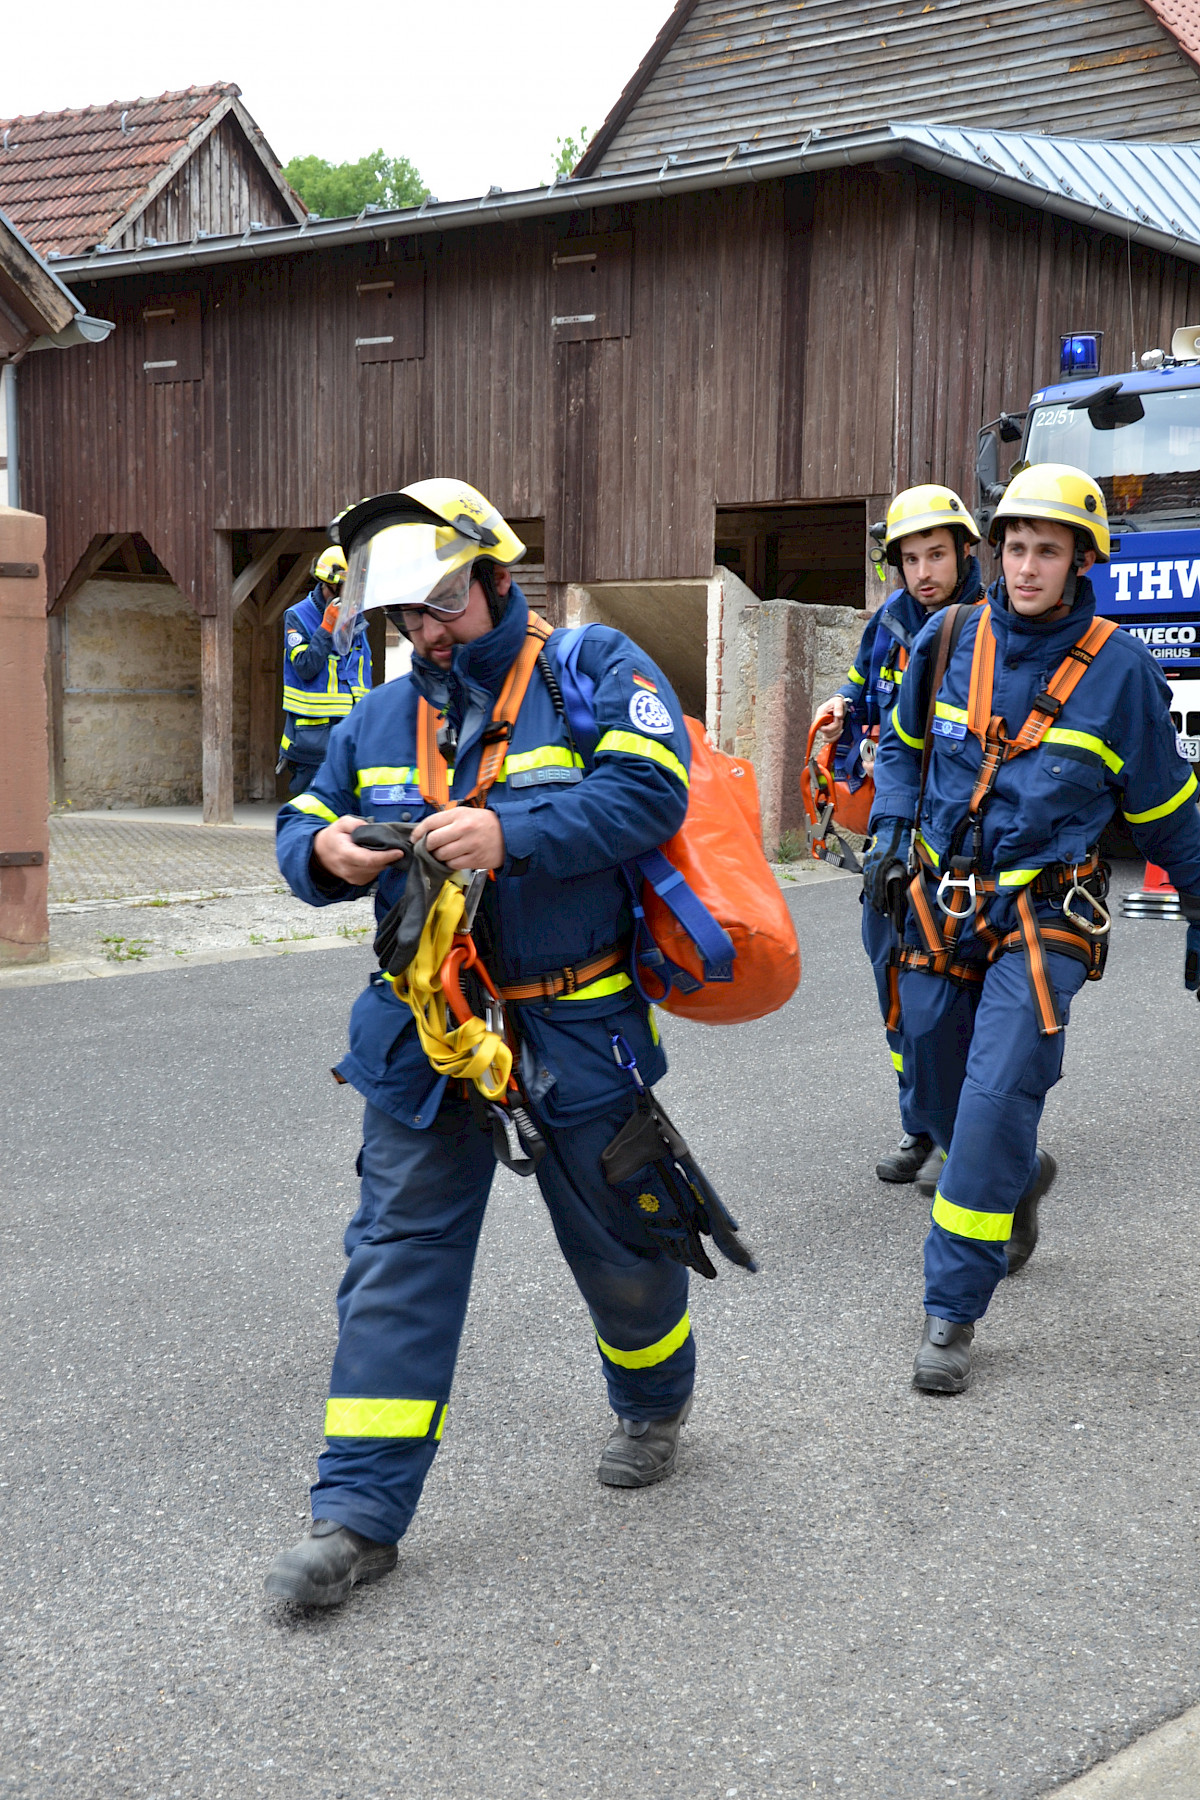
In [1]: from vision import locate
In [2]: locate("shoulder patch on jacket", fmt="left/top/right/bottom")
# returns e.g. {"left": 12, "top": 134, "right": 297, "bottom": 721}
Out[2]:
{"left": 628, "top": 691, "right": 674, "bottom": 735}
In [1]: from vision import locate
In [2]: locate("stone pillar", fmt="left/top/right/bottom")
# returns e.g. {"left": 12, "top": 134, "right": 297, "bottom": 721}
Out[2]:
{"left": 754, "top": 599, "right": 814, "bottom": 856}
{"left": 0, "top": 507, "right": 49, "bottom": 963}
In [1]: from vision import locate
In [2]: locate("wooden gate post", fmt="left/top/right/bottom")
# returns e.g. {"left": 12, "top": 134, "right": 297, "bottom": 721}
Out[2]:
{"left": 201, "top": 540, "right": 234, "bottom": 823}
{"left": 0, "top": 507, "right": 50, "bottom": 963}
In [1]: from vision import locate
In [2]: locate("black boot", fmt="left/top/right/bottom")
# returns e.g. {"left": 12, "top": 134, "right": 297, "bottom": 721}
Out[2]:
{"left": 597, "top": 1396, "right": 692, "bottom": 1488}
{"left": 876, "top": 1132, "right": 933, "bottom": 1184}
{"left": 1005, "top": 1150, "right": 1057, "bottom": 1275}
{"left": 264, "top": 1518, "right": 398, "bottom": 1606}
{"left": 912, "top": 1315, "right": 975, "bottom": 1394}
{"left": 915, "top": 1144, "right": 946, "bottom": 1199}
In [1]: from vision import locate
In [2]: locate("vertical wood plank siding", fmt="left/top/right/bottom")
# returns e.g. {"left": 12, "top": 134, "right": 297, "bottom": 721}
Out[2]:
{"left": 22, "top": 169, "right": 1200, "bottom": 611}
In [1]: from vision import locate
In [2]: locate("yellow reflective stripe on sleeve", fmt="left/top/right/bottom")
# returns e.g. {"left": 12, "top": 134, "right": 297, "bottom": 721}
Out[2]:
{"left": 499, "top": 745, "right": 586, "bottom": 780}
{"left": 890, "top": 1049, "right": 904, "bottom": 1072}
{"left": 648, "top": 1006, "right": 660, "bottom": 1046}
{"left": 288, "top": 640, "right": 311, "bottom": 662}
{"left": 1042, "top": 728, "right": 1124, "bottom": 774}
{"left": 916, "top": 832, "right": 940, "bottom": 869}
{"left": 354, "top": 765, "right": 418, "bottom": 794}
{"left": 594, "top": 730, "right": 690, "bottom": 788}
{"left": 325, "top": 1397, "right": 439, "bottom": 1438}
{"left": 931, "top": 1191, "right": 1014, "bottom": 1241}
{"left": 1124, "top": 771, "right": 1198, "bottom": 823}
{"left": 997, "top": 868, "right": 1041, "bottom": 888}
{"left": 287, "top": 792, "right": 339, "bottom": 824}
{"left": 891, "top": 705, "right": 924, "bottom": 750}
{"left": 557, "top": 972, "right": 633, "bottom": 1002}
{"left": 847, "top": 665, "right": 867, "bottom": 686}
{"left": 934, "top": 701, "right": 968, "bottom": 724}
{"left": 596, "top": 1310, "right": 691, "bottom": 1369}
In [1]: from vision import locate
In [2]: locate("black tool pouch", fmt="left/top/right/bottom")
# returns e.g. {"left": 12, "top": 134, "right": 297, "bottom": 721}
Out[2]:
{"left": 601, "top": 1093, "right": 757, "bottom": 1279}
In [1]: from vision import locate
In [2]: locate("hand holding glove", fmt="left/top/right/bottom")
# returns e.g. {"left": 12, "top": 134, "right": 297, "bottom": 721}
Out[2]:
{"left": 862, "top": 816, "right": 912, "bottom": 914}
{"left": 321, "top": 600, "right": 341, "bottom": 634}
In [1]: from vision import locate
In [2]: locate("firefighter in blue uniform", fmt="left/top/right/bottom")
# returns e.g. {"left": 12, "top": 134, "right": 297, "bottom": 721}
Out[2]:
{"left": 816, "top": 486, "right": 983, "bottom": 1189}
{"left": 265, "top": 480, "right": 702, "bottom": 1606}
{"left": 866, "top": 464, "right": 1200, "bottom": 1393}
{"left": 278, "top": 545, "right": 371, "bottom": 795}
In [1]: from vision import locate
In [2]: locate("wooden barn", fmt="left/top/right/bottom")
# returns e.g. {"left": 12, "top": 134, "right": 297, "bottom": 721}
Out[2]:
{"left": 13, "top": 2, "right": 1200, "bottom": 824}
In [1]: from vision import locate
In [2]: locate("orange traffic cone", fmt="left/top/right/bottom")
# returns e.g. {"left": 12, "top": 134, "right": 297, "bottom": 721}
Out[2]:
{"left": 1122, "top": 860, "right": 1182, "bottom": 919}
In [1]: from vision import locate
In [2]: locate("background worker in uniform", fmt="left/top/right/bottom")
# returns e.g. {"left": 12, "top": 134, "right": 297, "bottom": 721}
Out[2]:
{"left": 266, "top": 479, "right": 712, "bottom": 1608}
{"left": 278, "top": 544, "right": 371, "bottom": 795}
{"left": 814, "top": 486, "right": 983, "bottom": 1189}
{"left": 866, "top": 464, "right": 1200, "bottom": 1394}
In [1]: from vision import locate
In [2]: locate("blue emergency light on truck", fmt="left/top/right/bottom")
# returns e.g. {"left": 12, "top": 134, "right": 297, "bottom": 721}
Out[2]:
{"left": 977, "top": 326, "right": 1200, "bottom": 762}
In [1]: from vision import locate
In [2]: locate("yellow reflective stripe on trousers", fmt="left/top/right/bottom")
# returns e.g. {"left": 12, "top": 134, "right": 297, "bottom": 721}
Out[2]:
{"left": 594, "top": 731, "right": 690, "bottom": 788}
{"left": 596, "top": 1310, "right": 691, "bottom": 1369}
{"left": 934, "top": 700, "right": 968, "bottom": 724}
{"left": 499, "top": 745, "right": 586, "bottom": 781}
{"left": 1042, "top": 727, "right": 1124, "bottom": 774}
{"left": 556, "top": 971, "right": 633, "bottom": 1002}
{"left": 355, "top": 765, "right": 418, "bottom": 794}
{"left": 891, "top": 705, "right": 924, "bottom": 750}
{"left": 287, "top": 792, "right": 339, "bottom": 824}
{"left": 1124, "top": 770, "right": 1198, "bottom": 823}
{"left": 931, "top": 1191, "right": 1014, "bottom": 1241}
{"left": 890, "top": 1049, "right": 904, "bottom": 1072}
{"left": 325, "top": 1397, "right": 442, "bottom": 1438}
{"left": 847, "top": 664, "right": 866, "bottom": 686}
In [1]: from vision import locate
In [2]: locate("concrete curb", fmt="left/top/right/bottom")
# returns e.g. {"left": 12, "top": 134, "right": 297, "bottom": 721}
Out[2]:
{"left": 0, "top": 932, "right": 367, "bottom": 990}
{"left": 1049, "top": 1705, "right": 1200, "bottom": 1797}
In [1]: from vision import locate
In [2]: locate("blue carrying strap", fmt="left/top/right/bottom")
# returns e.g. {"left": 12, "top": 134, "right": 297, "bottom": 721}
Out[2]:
{"left": 550, "top": 626, "right": 736, "bottom": 996}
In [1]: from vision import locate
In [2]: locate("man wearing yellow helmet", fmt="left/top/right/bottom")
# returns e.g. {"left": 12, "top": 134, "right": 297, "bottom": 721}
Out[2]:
{"left": 277, "top": 543, "right": 371, "bottom": 796}
{"left": 818, "top": 486, "right": 983, "bottom": 1188}
{"left": 266, "top": 480, "right": 705, "bottom": 1606}
{"left": 871, "top": 463, "right": 1200, "bottom": 1394}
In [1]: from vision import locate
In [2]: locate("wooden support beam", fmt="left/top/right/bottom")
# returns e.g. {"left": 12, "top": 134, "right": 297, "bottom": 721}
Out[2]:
{"left": 246, "top": 597, "right": 282, "bottom": 803}
{"left": 232, "top": 529, "right": 305, "bottom": 611}
{"left": 262, "top": 543, "right": 323, "bottom": 626}
{"left": 201, "top": 538, "right": 234, "bottom": 824}
{"left": 49, "top": 533, "right": 129, "bottom": 615}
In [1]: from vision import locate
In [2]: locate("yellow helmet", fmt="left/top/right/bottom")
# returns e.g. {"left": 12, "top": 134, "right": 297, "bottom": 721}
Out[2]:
{"left": 988, "top": 463, "right": 1110, "bottom": 561}
{"left": 311, "top": 544, "right": 348, "bottom": 587}
{"left": 328, "top": 480, "right": 526, "bottom": 645}
{"left": 880, "top": 485, "right": 981, "bottom": 568}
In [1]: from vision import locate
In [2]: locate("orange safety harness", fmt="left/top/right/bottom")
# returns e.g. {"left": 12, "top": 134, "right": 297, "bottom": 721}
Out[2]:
{"left": 888, "top": 603, "right": 1119, "bottom": 1037}
{"left": 415, "top": 614, "right": 553, "bottom": 808}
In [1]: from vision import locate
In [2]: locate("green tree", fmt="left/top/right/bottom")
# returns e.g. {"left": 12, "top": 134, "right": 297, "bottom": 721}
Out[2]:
{"left": 283, "top": 149, "right": 429, "bottom": 219}
{"left": 552, "top": 127, "right": 591, "bottom": 180}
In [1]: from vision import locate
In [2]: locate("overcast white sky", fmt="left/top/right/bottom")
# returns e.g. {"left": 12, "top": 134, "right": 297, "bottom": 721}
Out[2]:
{"left": 0, "top": 0, "right": 677, "bottom": 201}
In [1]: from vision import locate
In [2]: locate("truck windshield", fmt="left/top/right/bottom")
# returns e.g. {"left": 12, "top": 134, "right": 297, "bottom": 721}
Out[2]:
{"left": 1024, "top": 386, "right": 1200, "bottom": 520}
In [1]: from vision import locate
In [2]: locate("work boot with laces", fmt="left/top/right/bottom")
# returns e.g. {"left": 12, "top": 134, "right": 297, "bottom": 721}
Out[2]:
{"left": 1005, "top": 1150, "right": 1057, "bottom": 1275}
{"left": 916, "top": 1144, "right": 947, "bottom": 1199}
{"left": 876, "top": 1132, "right": 933, "bottom": 1184}
{"left": 264, "top": 1517, "right": 398, "bottom": 1607}
{"left": 597, "top": 1396, "right": 692, "bottom": 1488}
{"left": 912, "top": 1315, "right": 975, "bottom": 1394}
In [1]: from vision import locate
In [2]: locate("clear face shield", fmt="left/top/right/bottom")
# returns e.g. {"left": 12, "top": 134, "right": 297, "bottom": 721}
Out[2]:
{"left": 333, "top": 522, "right": 480, "bottom": 652}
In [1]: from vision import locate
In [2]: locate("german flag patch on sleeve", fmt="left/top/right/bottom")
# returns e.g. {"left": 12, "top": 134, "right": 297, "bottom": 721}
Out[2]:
{"left": 631, "top": 671, "right": 658, "bottom": 694}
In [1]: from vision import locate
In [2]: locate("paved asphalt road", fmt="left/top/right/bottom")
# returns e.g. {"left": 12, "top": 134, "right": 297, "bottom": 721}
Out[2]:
{"left": 2, "top": 866, "right": 1199, "bottom": 1800}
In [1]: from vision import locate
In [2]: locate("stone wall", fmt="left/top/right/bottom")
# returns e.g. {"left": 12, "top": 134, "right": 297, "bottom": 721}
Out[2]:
{"left": 59, "top": 580, "right": 253, "bottom": 808}
{"left": 734, "top": 602, "right": 869, "bottom": 765}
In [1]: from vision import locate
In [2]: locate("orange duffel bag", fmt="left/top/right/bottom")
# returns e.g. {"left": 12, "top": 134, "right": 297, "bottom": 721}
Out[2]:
{"left": 799, "top": 713, "right": 875, "bottom": 870}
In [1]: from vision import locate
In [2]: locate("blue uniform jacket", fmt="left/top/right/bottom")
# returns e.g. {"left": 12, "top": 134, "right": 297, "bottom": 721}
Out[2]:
{"left": 834, "top": 558, "right": 983, "bottom": 788}
{"left": 276, "top": 586, "right": 691, "bottom": 1128}
{"left": 871, "top": 575, "right": 1200, "bottom": 925}
{"left": 281, "top": 589, "right": 371, "bottom": 767}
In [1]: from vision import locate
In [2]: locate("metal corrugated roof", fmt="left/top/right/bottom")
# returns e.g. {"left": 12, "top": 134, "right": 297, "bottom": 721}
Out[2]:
{"left": 576, "top": 0, "right": 1200, "bottom": 178}
{"left": 48, "top": 123, "right": 1200, "bottom": 281}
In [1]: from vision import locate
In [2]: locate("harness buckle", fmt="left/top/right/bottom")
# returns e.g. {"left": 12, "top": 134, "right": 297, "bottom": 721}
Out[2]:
{"left": 1031, "top": 689, "right": 1064, "bottom": 720}
{"left": 1062, "top": 867, "right": 1112, "bottom": 938}
{"left": 935, "top": 867, "right": 976, "bottom": 916}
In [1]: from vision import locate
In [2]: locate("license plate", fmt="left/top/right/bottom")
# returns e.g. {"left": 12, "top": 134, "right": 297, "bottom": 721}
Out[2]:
{"left": 1177, "top": 735, "right": 1200, "bottom": 763}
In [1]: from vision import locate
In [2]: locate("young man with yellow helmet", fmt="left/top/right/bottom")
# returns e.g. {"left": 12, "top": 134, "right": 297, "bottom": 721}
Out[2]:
{"left": 277, "top": 543, "right": 371, "bottom": 795}
{"left": 869, "top": 464, "right": 1200, "bottom": 1393}
{"left": 266, "top": 479, "right": 705, "bottom": 1606}
{"left": 818, "top": 485, "right": 984, "bottom": 1187}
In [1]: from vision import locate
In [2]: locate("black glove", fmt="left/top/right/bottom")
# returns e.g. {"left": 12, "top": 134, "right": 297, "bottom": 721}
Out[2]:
{"left": 350, "top": 822, "right": 454, "bottom": 977}
{"left": 862, "top": 817, "right": 912, "bottom": 914}
{"left": 601, "top": 1092, "right": 757, "bottom": 1280}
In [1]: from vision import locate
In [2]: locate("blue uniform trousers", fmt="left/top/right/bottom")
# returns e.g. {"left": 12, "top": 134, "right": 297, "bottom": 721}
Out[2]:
{"left": 897, "top": 921, "right": 1090, "bottom": 1325}
{"left": 860, "top": 898, "right": 918, "bottom": 1134}
{"left": 311, "top": 1090, "right": 694, "bottom": 1545}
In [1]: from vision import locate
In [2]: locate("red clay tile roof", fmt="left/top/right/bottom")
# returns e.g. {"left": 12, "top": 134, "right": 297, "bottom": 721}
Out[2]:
{"left": 1142, "top": 0, "right": 1200, "bottom": 64}
{"left": 0, "top": 83, "right": 241, "bottom": 256}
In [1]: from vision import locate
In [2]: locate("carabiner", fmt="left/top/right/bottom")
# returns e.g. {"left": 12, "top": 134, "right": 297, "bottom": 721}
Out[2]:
{"left": 1062, "top": 870, "right": 1112, "bottom": 938}
{"left": 935, "top": 869, "right": 976, "bottom": 917}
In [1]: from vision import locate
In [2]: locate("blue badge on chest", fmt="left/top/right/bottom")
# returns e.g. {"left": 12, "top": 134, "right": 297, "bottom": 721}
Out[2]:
{"left": 370, "top": 784, "right": 423, "bottom": 805}
{"left": 932, "top": 718, "right": 967, "bottom": 742}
